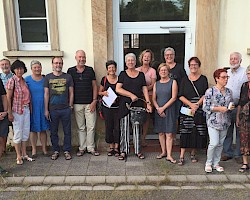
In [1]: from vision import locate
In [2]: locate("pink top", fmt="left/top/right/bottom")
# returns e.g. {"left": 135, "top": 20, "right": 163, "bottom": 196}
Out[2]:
{"left": 6, "top": 75, "right": 30, "bottom": 114}
{"left": 136, "top": 66, "right": 156, "bottom": 95}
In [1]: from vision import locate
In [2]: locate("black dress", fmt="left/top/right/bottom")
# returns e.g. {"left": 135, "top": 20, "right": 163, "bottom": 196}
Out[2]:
{"left": 179, "top": 75, "right": 208, "bottom": 148}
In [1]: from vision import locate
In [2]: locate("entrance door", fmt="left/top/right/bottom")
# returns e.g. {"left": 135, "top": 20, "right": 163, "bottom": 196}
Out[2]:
{"left": 113, "top": 0, "right": 196, "bottom": 73}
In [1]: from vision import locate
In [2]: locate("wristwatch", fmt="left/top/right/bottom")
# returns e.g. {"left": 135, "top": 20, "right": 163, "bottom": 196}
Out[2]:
{"left": 146, "top": 101, "right": 151, "bottom": 105}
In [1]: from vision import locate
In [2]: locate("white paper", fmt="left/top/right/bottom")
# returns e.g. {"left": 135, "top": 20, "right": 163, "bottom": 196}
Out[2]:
{"left": 102, "top": 87, "right": 117, "bottom": 108}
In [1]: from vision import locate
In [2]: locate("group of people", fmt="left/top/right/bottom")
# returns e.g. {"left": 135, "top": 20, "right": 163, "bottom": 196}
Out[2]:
{"left": 0, "top": 48, "right": 249, "bottom": 175}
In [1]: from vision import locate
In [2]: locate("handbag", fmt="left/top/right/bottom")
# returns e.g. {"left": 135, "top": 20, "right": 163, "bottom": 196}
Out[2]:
{"left": 97, "top": 76, "right": 107, "bottom": 120}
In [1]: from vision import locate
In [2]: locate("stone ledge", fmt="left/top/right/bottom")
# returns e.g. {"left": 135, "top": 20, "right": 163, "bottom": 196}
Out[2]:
{"left": 3, "top": 50, "right": 64, "bottom": 57}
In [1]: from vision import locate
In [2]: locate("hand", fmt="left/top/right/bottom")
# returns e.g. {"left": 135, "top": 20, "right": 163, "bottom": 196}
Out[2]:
{"left": 220, "top": 106, "right": 228, "bottom": 113}
{"left": 0, "top": 112, "right": 7, "bottom": 120}
{"left": 44, "top": 110, "right": 50, "bottom": 121}
{"left": 159, "top": 112, "right": 166, "bottom": 118}
{"left": 8, "top": 113, "right": 14, "bottom": 122}
{"left": 130, "top": 94, "right": 138, "bottom": 102}
{"left": 236, "top": 117, "right": 240, "bottom": 127}
{"left": 157, "top": 107, "right": 165, "bottom": 115}
{"left": 146, "top": 104, "right": 152, "bottom": 113}
{"left": 103, "top": 91, "right": 109, "bottom": 97}
{"left": 190, "top": 103, "right": 199, "bottom": 113}
{"left": 90, "top": 101, "right": 97, "bottom": 112}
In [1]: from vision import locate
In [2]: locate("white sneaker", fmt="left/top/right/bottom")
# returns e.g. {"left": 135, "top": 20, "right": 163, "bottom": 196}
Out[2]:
{"left": 205, "top": 165, "right": 212, "bottom": 173}
{"left": 213, "top": 165, "right": 224, "bottom": 172}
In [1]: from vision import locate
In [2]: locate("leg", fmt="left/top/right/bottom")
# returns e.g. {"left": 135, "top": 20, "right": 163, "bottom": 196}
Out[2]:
{"left": 21, "top": 107, "right": 31, "bottom": 157}
{"left": 133, "top": 123, "right": 141, "bottom": 155}
{"left": 212, "top": 129, "right": 227, "bottom": 167}
{"left": 74, "top": 104, "right": 87, "bottom": 151}
{"left": 103, "top": 106, "right": 114, "bottom": 144}
{"left": 0, "top": 137, "right": 4, "bottom": 157}
{"left": 12, "top": 112, "right": 23, "bottom": 162}
{"left": 206, "top": 127, "right": 220, "bottom": 166}
{"left": 141, "top": 113, "right": 150, "bottom": 146}
{"left": 0, "top": 117, "right": 9, "bottom": 154}
{"left": 166, "top": 133, "right": 175, "bottom": 161}
{"left": 157, "top": 133, "right": 167, "bottom": 158}
{"left": 61, "top": 108, "right": 72, "bottom": 152}
{"left": 30, "top": 132, "right": 38, "bottom": 156}
{"left": 119, "top": 115, "right": 130, "bottom": 155}
{"left": 85, "top": 104, "right": 97, "bottom": 152}
{"left": 49, "top": 110, "right": 60, "bottom": 152}
{"left": 178, "top": 148, "right": 186, "bottom": 165}
{"left": 40, "top": 131, "right": 48, "bottom": 154}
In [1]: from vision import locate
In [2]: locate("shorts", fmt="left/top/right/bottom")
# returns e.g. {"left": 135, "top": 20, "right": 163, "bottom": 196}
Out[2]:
{"left": 0, "top": 116, "right": 9, "bottom": 137}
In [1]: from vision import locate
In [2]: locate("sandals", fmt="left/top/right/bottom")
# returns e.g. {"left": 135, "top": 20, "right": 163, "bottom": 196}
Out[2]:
{"left": 136, "top": 153, "right": 145, "bottom": 159}
{"left": 166, "top": 158, "right": 177, "bottom": 164}
{"left": 213, "top": 165, "right": 224, "bottom": 172}
{"left": 51, "top": 151, "right": 59, "bottom": 160}
{"left": 118, "top": 152, "right": 127, "bottom": 161}
{"left": 22, "top": 155, "right": 35, "bottom": 162}
{"left": 156, "top": 154, "right": 167, "bottom": 159}
{"left": 239, "top": 164, "right": 249, "bottom": 173}
{"left": 107, "top": 148, "right": 114, "bottom": 156}
{"left": 88, "top": 150, "right": 100, "bottom": 156}
{"left": 205, "top": 165, "right": 212, "bottom": 173}
{"left": 64, "top": 151, "right": 72, "bottom": 160}
{"left": 178, "top": 158, "right": 184, "bottom": 166}
{"left": 113, "top": 148, "right": 120, "bottom": 157}
{"left": 76, "top": 150, "right": 86, "bottom": 157}
{"left": 16, "top": 158, "right": 23, "bottom": 165}
{"left": 191, "top": 155, "right": 198, "bottom": 163}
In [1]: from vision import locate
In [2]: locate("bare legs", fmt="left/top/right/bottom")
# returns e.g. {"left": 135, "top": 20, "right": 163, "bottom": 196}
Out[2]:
{"left": 30, "top": 131, "right": 47, "bottom": 156}
{"left": 158, "top": 133, "right": 174, "bottom": 160}
{"left": 142, "top": 113, "right": 150, "bottom": 146}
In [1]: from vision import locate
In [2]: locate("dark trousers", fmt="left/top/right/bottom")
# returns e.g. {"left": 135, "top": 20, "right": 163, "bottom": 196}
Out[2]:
{"left": 49, "top": 108, "right": 71, "bottom": 152}
{"left": 103, "top": 106, "right": 120, "bottom": 144}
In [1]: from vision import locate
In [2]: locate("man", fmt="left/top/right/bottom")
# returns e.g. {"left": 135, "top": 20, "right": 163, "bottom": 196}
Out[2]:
{"left": 67, "top": 50, "right": 99, "bottom": 156}
{"left": 0, "top": 58, "right": 13, "bottom": 154}
{"left": 221, "top": 52, "right": 248, "bottom": 163}
{"left": 0, "top": 79, "right": 8, "bottom": 174}
{"left": 44, "top": 57, "right": 74, "bottom": 160}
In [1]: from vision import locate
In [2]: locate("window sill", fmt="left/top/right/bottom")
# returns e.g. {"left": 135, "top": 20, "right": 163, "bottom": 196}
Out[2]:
{"left": 3, "top": 50, "right": 64, "bottom": 57}
{"left": 247, "top": 48, "right": 250, "bottom": 55}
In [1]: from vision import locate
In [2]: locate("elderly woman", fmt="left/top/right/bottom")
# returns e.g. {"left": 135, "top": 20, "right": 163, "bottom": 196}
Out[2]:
{"left": 178, "top": 57, "right": 208, "bottom": 165}
{"left": 25, "top": 60, "right": 49, "bottom": 158}
{"left": 203, "top": 69, "right": 233, "bottom": 173}
{"left": 6, "top": 60, "right": 33, "bottom": 165}
{"left": 98, "top": 60, "right": 120, "bottom": 156}
{"left": 236, "top": 65, "right": 250, "bottom": 172}
{"left": 136, "top": 49, "right": 156, "bottom": 146}
{"left": 152, "top": 63, "right": 177, "bottom": 163}
{"left": 116, "top": 53, "right": 152, "bottom": 160}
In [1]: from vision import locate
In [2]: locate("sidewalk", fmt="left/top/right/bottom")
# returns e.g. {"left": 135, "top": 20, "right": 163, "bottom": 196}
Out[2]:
{"left": 0, "top": 139, "right": 249, "bottom": 190}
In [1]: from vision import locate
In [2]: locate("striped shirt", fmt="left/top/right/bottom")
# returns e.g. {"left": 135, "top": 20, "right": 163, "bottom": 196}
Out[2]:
{"left": 6, "top": 75, "right": 30, "bottom": 114}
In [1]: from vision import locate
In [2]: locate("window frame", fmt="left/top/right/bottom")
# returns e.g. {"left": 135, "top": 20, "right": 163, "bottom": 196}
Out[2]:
{"left": 3, "top": 0, "right": 63, "bottom": 57}
{"left": 14, "top": 0, "right": 51, "bottom": 51}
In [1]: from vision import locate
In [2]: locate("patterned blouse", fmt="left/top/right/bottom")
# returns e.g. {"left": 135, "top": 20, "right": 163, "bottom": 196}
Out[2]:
{"left": 203, "top": 86, "right": 233, "bottom": 130}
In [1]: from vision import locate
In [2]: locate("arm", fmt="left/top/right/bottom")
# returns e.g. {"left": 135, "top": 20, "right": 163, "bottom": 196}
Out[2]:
{"left": 179, "top": 96, "right": 199, "bottom": 114}
{"left": 147, "top": 77, "right": 156, "bottom": 91}
{"left": 69, "top": 86, "right": 74, "bottom": 108}
{"left": 116, "top": 82, "right": 138, "bottom": 101}
{"left": 89, "top": 80, "right": 98, "bottom": 112}
{"left": 142, "top": 85, "right": 152, "bottom": 112}
{"left": 44, "top": 87, "right": 50, "bottom": 120}
{"left": 0, "top": 95, "right": 8, "bottom": 120}
{"left": 236, "top": 105, "right": 241, "bottom": 127}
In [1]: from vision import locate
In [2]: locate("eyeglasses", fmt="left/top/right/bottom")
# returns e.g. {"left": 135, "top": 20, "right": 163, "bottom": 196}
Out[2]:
{"left": 53, "top": 62, "right": 63, "bottom": 65}
{"left": 189, "top": 64, "right": 199, "bottom": 67}
{"left": 219, "top": 76, "right": 230, "bottom": 79}
{"left": 165, "top": 54, "right": 174, "bottom": 57}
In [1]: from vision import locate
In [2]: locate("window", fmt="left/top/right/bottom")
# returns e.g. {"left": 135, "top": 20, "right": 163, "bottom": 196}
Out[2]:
{"left": 3, "top": 0, "right": 63, "bottom": 57}
{"left": 15, "top": 0, "right": 50, "bottom": 50}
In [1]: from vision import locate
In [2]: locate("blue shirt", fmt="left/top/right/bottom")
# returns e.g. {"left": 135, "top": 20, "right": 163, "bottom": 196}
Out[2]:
{"left": 0, "top": 72, "right": 13, "bottom": 89}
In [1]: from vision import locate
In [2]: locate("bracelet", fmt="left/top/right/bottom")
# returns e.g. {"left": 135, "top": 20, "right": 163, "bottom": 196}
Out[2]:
{"left": 146, "top": 101, "right": 151, "bottom": 105}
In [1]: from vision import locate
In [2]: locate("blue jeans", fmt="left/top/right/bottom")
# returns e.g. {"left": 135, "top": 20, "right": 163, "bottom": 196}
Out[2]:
{"left": 49, "top": 108, "right": 71, "bottom": 152}
{"left": 223, "top": 108, "right": 241, "bottom": 157}
{"left": 206, "top": 127, "right": 228, "bottom": 167}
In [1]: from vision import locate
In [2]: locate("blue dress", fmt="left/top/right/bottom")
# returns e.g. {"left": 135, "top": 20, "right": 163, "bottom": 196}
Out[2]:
{"left": 25, "top": 75, "right": 49, "bottom": 132}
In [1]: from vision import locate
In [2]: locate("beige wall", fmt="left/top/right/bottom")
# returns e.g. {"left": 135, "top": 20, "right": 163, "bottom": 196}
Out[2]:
{"left": 218, "top": 0, "right": 250, "bottom": 68}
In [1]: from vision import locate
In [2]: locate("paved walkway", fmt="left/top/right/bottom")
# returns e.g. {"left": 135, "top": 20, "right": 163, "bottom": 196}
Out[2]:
{"left": 0, "top": 140, "right": 249, "bottom": 191}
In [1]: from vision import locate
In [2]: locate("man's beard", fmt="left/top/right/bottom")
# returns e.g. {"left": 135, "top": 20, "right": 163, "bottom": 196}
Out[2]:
{"left": 230, "top": 62, "right": 240, "bottom": 69}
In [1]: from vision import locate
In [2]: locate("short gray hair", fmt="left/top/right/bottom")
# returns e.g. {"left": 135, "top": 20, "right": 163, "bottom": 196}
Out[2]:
{"left": 230, "top": 52, "right": 242, "bottom": 61}
{"left": 125, "top": 53, "right": 136, "bottom": 62}
{"left": 30, "top": 60, "right": 41, "bottom": 68}
{"left": 164, "top": 47, "right": 175, "bottom": 55}
{"left": 246, "top": 65, "right": 250, "bottom": 73}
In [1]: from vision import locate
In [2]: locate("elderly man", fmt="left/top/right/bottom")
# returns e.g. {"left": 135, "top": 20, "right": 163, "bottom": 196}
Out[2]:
{"left": 67, "top": 50, "right": 99, "bottom": 156}
{"left": 44, "top": 57, "right": 74, "bottom": 160}
{"left": 0, "top": 79, "right": 8, "bottom": 174}
{"left": 221, "top": 52, "right": 248, "bottom": 163}
{"left": 0, "top": 58, "right": 13, "bottom": 154}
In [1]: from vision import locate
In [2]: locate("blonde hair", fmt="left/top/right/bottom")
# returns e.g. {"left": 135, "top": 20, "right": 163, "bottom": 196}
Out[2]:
{"left": 158, "top": 63, "right": 170, "bottom": 72}
{"left": 138, "top": 49, "right": 154, "bottom": 65}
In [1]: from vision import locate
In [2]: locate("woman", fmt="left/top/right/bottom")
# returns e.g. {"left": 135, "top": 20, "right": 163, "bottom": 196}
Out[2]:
{"left": 25, "top": 60, "right": 49, "bottom": 158}
{"left": 6, "top": 60, "right": 33, "bottom": 165}
{"left": 136, "top": 49, "right": 157, "bottom": 146}
{"left": 203, "top": 69, "right": 233, "bottom": 173}
{"left": 98, "top": 60, "right": 120, "bottom": 156}
{"left": 164, "top": 47, "right": 187, "bottom": 120}
{"left": 178, "top": 57, "right": 208, "bottom": 165}
{"left": 152, "top": 63, "right": 177, "bottom": 163}
{"left": 116, "top": 53, "right": 152, "bottom": 160}
{"left": 236, "top": 65, "right": 250, "bottom": 172}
